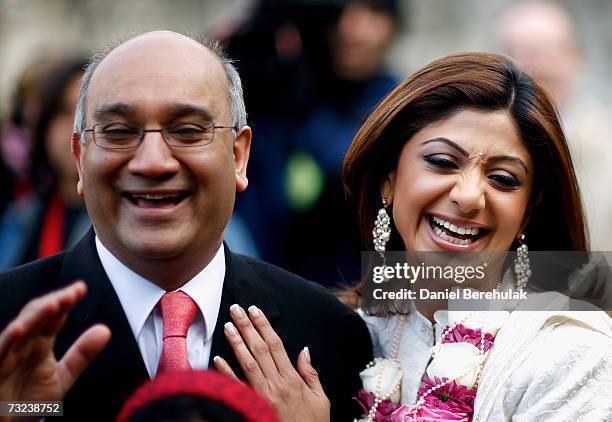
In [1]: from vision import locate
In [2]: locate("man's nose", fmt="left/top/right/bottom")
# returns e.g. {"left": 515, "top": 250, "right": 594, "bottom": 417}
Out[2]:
{"left": 448, "top": 172, "right": 485, "bottom": 215}
{"left": 127, "top": 131, "right": 180, "bottom": 177}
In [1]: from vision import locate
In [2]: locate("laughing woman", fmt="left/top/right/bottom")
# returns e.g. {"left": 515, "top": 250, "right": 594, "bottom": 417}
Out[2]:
{"left": 214, "top": 53, "right": 611, "bottom": 422}
{"left": 342, "top": 52, "right": 612, "bottom": 421}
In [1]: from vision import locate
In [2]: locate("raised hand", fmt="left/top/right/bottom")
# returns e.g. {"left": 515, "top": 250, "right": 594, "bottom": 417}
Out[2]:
{"left": 213, "top": 304, "right": 330, "bottom": 422}
{"left": 0, "top": 281, "right": 111, "bottom": 407}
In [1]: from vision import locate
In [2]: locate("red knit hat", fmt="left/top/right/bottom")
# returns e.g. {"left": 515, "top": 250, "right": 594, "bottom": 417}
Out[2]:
{"left": 116, "top": 370, "right": 280, "bottom": 422}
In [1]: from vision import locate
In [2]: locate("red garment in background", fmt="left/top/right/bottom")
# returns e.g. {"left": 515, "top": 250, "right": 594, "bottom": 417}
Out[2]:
{"left": 37, "top": 192, "right": 65, "bottom": 258}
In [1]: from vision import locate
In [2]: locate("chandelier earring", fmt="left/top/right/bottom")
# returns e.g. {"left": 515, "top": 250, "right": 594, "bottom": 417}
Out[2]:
{"left": 373, "top": 198, "right": 391, "bottom": 257}
{"left": 514, "top": 234, "right": 531, "bottom": 290}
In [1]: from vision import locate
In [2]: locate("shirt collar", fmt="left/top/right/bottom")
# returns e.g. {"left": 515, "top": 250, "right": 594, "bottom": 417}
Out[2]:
{"left": 95, "top": 236, "right": 225, "bottom": 342}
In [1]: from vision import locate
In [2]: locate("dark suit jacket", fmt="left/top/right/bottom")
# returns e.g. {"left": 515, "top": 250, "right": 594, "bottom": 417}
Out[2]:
{"left": 0, "top": 230, "right": 372, "bottom": 421}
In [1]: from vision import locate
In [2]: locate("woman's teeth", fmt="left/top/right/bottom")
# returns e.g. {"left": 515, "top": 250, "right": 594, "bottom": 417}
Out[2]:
{"left": 430, "top": 215, "right": 481, "bottom": 245}
{"left": 433, "top": 226, "right": 471, "bottom": 245}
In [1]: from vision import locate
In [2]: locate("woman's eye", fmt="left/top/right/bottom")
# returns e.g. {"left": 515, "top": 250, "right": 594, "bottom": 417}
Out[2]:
{"left": 423, "top": 155, "right": 458, "bottom": 170}
{"left": 489, "top": 173, "right": 521, "bottom": 189}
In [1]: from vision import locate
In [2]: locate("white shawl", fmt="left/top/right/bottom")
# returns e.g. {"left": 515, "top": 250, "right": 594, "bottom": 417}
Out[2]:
{"left": 361, "top": 297, "right": 612, "bottom": 421}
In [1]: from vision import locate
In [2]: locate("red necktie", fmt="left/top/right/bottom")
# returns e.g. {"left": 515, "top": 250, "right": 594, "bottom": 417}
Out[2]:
{"left": 156, "top": 291, "right": 198, "bottom": 374}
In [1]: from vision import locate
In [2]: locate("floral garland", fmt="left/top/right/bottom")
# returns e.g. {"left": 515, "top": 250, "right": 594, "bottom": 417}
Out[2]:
{"left": 354, "top": 311, "right": 509, "bottom": 422}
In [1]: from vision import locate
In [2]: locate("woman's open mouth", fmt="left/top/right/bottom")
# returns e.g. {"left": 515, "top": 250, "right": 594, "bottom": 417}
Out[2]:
{"left": 427, "top": 214, "right": 489, "bottom": 247}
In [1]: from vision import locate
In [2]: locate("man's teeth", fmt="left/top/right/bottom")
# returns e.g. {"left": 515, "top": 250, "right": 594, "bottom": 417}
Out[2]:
{"left": 432, "top": 215, "right": 480, "bottom": 236}
{"left": 131, "top": 193, "right": 180, "bottom": 200}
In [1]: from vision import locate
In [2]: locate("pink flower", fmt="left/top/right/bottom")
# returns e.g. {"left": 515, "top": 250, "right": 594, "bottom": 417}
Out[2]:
{"left": 416, "top": 403, "right": 471, "bottom": 421}
{"left": 369, "top": 402, "right": 471, "bottom": 422}
{"left": 355, "top": 379, "right": 476, "bottom": 422}
{"left": 417, "top": 377, "right": 475, "bottom": 413}
{"left": 442, "top": 324, "right": 495, "bottom": 352}
{"left": 381, "top": 404, "right": 413, "bottom": 421}
{"left": 353, "top": 389, "right": 402, "bottom": 420}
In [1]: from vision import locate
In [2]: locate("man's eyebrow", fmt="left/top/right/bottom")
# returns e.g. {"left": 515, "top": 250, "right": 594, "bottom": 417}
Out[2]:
{"left": 93, "top": 103, "right": 215, "bottom": 122}
{"left": 421, "top": 137, "right": 469, "bottom": 157}
{"left": 94, "top": 103, "right": 133, "bottom": 121}
{"left": 166, "top": 104, "right": 215, "bottom": 122}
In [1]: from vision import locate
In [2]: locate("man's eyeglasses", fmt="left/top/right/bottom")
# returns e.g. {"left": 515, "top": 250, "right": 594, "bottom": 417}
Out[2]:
{"left": 83, "top": 122, "right": 238, "bottom": 150}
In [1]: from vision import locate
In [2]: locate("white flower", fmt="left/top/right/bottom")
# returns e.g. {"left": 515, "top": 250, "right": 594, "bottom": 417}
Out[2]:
{"left": 359, "top": 358, "right": 403, "bottom": 403}
{"left": 447, "top": 310, "right": 510, "bottom": 336}
{"left": 426, "top": 342, "right": 481, "bottom": 389}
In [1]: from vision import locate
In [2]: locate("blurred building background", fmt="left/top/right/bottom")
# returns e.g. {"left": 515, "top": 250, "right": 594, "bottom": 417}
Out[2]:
{"left": 1, "top": 0, "right": 611, "bottom": 285}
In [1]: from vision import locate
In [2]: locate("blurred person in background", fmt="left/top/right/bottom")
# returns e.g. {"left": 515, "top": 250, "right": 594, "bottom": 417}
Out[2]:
{"left": 217, "top": 0, "right": 342, "bottom": 269}
{"left": 116, "top": 370, "right": 280, "bottom": 422}
{"left": 0, "top": 56, "right": 61, "bottom": 200}
{"left": 0, "top": 58, "right": 91, "bottom": 269}
{"left": 284, "top": 0, "right": 399, "bottom": 284}
{"left": 220, "top": 0, "right": 400, "bottom": 285}
{"left": 0, "top": 155, "right": 11, "bottom": 218}
{"left": 497, "top": 0, "right": 612, "bottom": 250}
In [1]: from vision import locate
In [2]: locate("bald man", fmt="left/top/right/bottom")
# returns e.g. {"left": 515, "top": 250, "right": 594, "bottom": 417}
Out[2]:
{"left": 0, "top": 32, "right": 371, "bottom": 421}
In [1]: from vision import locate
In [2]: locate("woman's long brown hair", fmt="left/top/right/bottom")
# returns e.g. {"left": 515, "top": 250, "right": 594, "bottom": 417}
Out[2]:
{"left": 341, "top": 52, "right": 588, "bottom": 305}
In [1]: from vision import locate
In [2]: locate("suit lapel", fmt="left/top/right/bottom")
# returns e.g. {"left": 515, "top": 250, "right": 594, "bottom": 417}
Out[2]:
{"left": 53, "top": 235, "right": 282, "bottom": 413}
{"left": 208, "top": 245, "right": 280, "bottom": 377}
{"left": 54, "top": 230, "right": 149, "bottom": 418}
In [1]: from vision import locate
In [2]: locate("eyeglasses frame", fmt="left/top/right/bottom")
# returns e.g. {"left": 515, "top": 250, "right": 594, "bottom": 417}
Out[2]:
{"left": 82, "top": 122, "right": 239, "bottom": 150}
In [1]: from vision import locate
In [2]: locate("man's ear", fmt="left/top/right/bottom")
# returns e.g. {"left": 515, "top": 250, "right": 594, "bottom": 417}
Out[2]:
{"left": 71, "top": 132, "right": 85, "bottom": 198}
{"left": 233, "top": 126, "right": 252, "bottom": 192}
{"left": 381, "top": 171, "right": 396, "bottom": 204}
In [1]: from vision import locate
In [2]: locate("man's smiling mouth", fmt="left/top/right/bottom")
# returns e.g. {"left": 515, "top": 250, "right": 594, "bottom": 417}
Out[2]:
{"left": 123, "top": 191, "right": 190, "bottom": 208}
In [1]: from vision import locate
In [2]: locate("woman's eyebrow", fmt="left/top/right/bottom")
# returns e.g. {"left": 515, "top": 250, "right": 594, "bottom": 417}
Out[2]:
{"left": 421, "top": 138, "right": 530, "bottom": 173}
{"left": 421, "top": 137, "right": 468, "bottom": 157}
{"left": 487, "top": 155, "right": 530, "bottom": 173}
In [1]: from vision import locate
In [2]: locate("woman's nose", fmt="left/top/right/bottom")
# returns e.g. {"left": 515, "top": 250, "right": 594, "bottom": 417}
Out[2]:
{"left": 448, "top": 172, "right": 485, "bottom": 215}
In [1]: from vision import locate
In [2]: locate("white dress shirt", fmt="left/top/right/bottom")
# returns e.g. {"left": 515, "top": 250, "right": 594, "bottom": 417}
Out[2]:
{"left": 95, "top": 236, "right": 225, "bottom": 377}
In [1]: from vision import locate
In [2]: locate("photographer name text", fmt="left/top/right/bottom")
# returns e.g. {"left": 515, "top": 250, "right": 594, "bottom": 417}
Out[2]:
{"left": 372, "top": 288, "right": 527, "bottom": 300}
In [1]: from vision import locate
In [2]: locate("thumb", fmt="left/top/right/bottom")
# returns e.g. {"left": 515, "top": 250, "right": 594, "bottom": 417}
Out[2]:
{"left": 296, "top": 347, "right": 324, "bottom": 395}
{"left": 58, "top": 324, "right": 111, "bottom": 393}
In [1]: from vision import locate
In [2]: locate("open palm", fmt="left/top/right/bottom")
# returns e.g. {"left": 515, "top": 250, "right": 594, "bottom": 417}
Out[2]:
{"left": 0, "top": 282, "right": 110, "bottom": 405}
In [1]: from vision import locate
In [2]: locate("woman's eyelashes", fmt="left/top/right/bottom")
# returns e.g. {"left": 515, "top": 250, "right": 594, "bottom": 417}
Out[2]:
{"left": 488, "top": 172, "right": 521, "bottom": 189}
{"left": 423, "top": 154, "right": 458, "bottom": 170}
{"left": 423, "top": 154, "right": 522, "bottom": 189}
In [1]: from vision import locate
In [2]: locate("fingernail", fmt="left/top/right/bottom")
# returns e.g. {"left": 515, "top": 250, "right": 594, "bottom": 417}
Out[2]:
{"left": 304, "top": 346, "right": 311, "bottom": 363}
{"left": 248, "top": 305, "right": 261, "bottom": 317}
{"left": 224, "top": 322, "right": 238, "bottom": 335}
{"left": 213, "top": 356, "right": 223, "bottom": 365}
{"left": 230, "top": 304, "right": 244, "bottom": 318}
